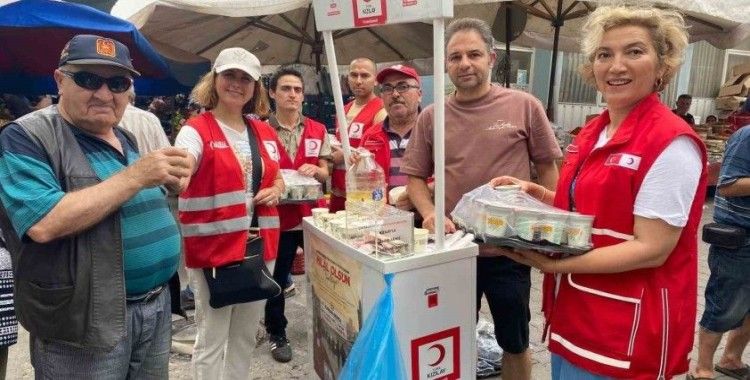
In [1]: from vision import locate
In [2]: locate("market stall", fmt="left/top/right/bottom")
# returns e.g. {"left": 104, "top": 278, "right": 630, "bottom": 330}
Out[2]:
{"left": 303, "top": 215, "right": 476, "bottom": 379}
{"left": 304, "top": 1, "right": 479, "bottom": 378}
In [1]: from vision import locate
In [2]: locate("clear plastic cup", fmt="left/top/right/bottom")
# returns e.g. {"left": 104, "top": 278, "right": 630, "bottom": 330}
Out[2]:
{"left": 484, "top": 203, "right": 514, "bottom": 238}
{"left": 539, "top": 212, "right": 569, "bottom": 244}
{"left": 413, "top": 228, "right": 428, "bottom": 253}
{"left": 566, "top": 213, "right": 595, "bottom": 248}
{"left": 515, "top": 208, "right": 542, "bottom": 241}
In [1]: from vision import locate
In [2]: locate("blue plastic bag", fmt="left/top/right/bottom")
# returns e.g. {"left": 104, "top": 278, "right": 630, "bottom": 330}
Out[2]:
{"left": 340, "top": 273, "right": 406, "bottom": 380}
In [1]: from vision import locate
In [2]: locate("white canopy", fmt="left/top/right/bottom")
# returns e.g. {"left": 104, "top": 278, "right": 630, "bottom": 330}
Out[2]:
{"left": 112, "top": 0, "right": 433, "bottom": 66}
{"left": 113, "top": 0, "right": 750, "bottom": 65}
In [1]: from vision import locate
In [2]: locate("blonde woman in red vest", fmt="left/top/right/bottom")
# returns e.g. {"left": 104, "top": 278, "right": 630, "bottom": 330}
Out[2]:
{"left": 329, "top": 57, "right": 387, "bottom": 212}
{"left": 491, "top": 6, "right": 707, "bottom": 379}
{"left": 174, "top": 47, "right": 284, "bottom": 380}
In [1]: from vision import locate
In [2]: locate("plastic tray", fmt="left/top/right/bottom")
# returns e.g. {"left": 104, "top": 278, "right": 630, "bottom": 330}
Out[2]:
{"left": 483, "top": 236, "right": 591, "bottom": 256}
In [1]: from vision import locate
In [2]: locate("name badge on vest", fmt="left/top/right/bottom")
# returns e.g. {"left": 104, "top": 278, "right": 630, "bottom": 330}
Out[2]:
{"left": 349, "top": 122, "right": 364, "bottom": 139}
{"left": 209, "top": 141, "right": 230, "bottom": 150}
{"left": 605, "top": 153, "right": 641, "bottom": 170}
{"left": 263, "top": 140, "right": 280, "bottom": 162}
{"left": 304, "top": 138, "right": 322, "bottom": 158}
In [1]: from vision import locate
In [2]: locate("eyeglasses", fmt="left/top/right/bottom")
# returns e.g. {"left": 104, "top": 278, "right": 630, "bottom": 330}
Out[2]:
{"left": 379, "top": 83, "right": 420, "bottom": 95}
{"left": 60, "top": 70, "right": 132, "bottom": 94}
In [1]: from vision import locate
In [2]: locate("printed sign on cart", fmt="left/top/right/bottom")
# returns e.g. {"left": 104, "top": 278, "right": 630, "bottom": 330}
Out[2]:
{"left": 313, "top": 0, "right": 452, "bottom": 31}
{"left": 308, "top": 233, "right": 363, "bottom": 380}
{"left": 411, "top": 327, "right": 460, "bottom": 380}
{"left": 352, "top": 0, "right": 387, "bottom": 27}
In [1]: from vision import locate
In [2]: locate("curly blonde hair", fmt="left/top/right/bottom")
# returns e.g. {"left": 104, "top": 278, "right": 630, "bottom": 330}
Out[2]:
{"left": 190, "top": 71, "right": 271, "bottom": 119}
{"left": 579, "top": 5, "right": 688, "bottom": 91}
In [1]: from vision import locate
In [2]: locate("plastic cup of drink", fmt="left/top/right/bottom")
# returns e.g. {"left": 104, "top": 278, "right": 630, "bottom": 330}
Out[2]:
{"left": 305, "top": 184, "right": 321, "bottom": 199}
{"left": 471, "top": 199, "right": 491, "bottom": 236}
{"left": 317, "top": 213, "right": 335, "bottom": 231}
{"left": 515, "top": 208, "right": 542, "bottom": 241}
{"left": 540, "top": 212, "right": 569, "bottom": 244}
{"left": 484, "top": 203, "right": 514, "bottom": 238}
{"left": 413, "top": 228, "right": 428, "bottom": 254}
{"left": 566, "top": 213, "right": 595, "bottom": 248}
{"left": 388, "top": 186, "right": 406, "bottom": 205}
{"left": 289, "top": 186, "right": 304, "bottom": 200}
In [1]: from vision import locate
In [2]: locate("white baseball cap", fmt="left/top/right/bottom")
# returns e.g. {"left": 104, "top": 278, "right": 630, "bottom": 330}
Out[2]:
{"left": 213, "top": 47, "right": 261, "bottom": 80}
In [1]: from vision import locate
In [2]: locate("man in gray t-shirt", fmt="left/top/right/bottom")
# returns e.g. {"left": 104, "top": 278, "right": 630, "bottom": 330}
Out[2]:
{"left": 401, "top": 18, "right": 561, "bottom": 380}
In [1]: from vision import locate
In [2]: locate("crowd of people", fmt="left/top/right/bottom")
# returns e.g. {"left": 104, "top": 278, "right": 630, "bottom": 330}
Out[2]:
{"left": 0, "top": 4, "right": 748, "bottom": 380}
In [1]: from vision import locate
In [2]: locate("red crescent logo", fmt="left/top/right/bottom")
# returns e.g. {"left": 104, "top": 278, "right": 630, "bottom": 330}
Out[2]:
{"left": 428, "top": 344, "right": 445, "bottom": 366}
{"left": 626, "top": 157, "right": 634, "bottom": 165}
{"left": 264, "top": 141, "right": 277, "bottom": 154}
{"left": 307, "top": 139, "right": 320, "bottom": 150}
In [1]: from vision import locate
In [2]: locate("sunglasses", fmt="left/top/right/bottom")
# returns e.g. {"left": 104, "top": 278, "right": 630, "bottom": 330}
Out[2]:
{"left": 60, "top": 70, "right": 132, "bottom": 94}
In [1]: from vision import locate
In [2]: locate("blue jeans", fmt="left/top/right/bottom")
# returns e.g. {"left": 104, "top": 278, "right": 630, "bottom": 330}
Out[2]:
{"left": 31, "top": 287, "right": 171, "bottom": 379}
{"left": 551, "top": 353, "right": 612, "bottom": 380}
{"left": 700, "top": 244, "right": 750, "bottom": 333}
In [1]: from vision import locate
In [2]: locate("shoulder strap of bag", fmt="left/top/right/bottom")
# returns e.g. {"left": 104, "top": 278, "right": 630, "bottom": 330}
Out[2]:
{"left": 244, "top": 119, "right": 264, "bottom": 228}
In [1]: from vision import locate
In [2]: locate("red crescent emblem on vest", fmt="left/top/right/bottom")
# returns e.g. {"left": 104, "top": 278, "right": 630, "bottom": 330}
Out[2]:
{"left": 349, "top": 123, "right": 364, "bottom": 137}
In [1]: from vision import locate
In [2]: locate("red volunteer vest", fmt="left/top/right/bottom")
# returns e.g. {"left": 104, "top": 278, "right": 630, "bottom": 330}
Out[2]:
{"left": 360, "top": 121, "right": 392, "bottom": 188}
{"left": 276, "top": 117, "right": 327, "bottom": 230}
{"left": 179, "top": 112, "right": 280, "bottom": 268}
{"left": 331, "top": 97, "right": 385, "bottom": 200}
{"left": 544, "top": 94, "right": 707, "bottom": 379}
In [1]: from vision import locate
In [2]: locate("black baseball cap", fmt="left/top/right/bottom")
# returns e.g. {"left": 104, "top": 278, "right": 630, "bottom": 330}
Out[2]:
{"left": 58, "top": 34, "right": 140, "bottom": 76}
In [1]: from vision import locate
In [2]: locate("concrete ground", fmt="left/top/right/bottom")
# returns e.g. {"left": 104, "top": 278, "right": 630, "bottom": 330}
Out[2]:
{"left": 6, "top": 199, "right": 749, "bottom": 379}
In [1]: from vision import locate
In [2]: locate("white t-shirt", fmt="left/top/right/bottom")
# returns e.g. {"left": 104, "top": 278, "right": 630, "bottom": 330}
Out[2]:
{"left": 594, "top": 129, "right": 702, "bottom": 227}
{"left": 118, "top": 104, "right": 171, "bottom": 154}
{"left": 175, "top": 120, "right": 255, "bottom": 213}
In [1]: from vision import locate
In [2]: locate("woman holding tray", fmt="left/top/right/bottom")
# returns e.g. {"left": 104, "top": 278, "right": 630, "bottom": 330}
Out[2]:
{"left": 491, "top": 5, "right": 706, "bottom": 379}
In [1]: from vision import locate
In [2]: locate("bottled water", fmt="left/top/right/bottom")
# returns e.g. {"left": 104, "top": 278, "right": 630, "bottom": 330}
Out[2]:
{"left": 346, "top": 150, "right": 386, "bottom": 211}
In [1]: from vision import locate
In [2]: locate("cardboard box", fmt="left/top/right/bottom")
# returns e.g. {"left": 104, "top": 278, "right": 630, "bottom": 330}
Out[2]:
{"left": 715, "top": 96, "right": 745, "bottom": 111}
{"left": 718, "top": 74, "right": 750, "bottom": 97}
{"left": 732, "top": 62, "right": 750, "bottom": 77}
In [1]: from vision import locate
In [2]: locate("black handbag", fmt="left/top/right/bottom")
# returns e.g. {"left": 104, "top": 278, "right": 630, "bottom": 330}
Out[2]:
{"left": 202, "top": 119, "right": 282, "bottom": 308}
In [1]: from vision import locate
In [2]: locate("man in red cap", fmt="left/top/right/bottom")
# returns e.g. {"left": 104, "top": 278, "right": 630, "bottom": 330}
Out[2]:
{"left": 329, "top": 58, "right": 387, "bottom": 212}
{"left": 360, "top": 64, "right": 422, "bottom": 211}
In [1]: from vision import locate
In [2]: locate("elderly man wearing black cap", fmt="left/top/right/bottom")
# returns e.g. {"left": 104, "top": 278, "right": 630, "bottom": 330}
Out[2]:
{"left": 0, "top": 34, "right": 192, "bottom": 378}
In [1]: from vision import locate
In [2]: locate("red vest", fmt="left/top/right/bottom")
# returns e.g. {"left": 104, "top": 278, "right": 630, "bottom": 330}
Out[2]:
{"left": 360, "top": 121, "right": 392, "bottom": 188}
{"left": 276, "top": 117, "right": 327, "bottom": 230}
{"left": 179, "top": 112, "right": 280, "bottom": 268}
{"left": 544, "top": 94, "right": 707, "bottom": 379}
{"left": 331, "top": 97, "right": 384, "bottom": 195}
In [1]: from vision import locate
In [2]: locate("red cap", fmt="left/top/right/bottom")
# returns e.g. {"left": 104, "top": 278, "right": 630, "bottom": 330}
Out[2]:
{"left": 376, "top": 64, "right": 420, "bottom": 84}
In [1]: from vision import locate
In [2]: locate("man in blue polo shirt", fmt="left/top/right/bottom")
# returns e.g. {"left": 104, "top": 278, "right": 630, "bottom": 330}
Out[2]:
{"left": 0, "top": 35, "right": 191, "bottom": 378}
